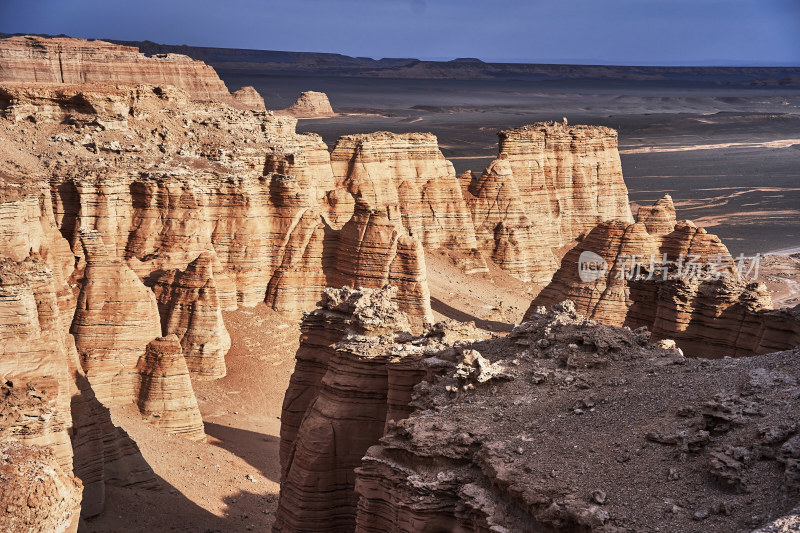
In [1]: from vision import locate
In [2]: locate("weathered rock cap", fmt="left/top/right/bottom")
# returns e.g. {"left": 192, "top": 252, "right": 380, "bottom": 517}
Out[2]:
{"left": 319, "top": 285, "right": 411, "bottom": 334}
{"left": 499, "top": 121, "right": 618, "bottom": 140}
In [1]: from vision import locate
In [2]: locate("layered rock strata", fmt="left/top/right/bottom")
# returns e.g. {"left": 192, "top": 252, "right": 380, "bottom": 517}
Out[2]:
{"left": 231, "top": 85, "right": 266, "bottom": 111}
{"left": 527, "top": 195, "right": 731, "bottom": 325}
{"left": 275, "top": 298, "right": 800, "bottom": 532}
{"left": 631, "top": 276, "right": 800, "bottom": 358}
{"left": 273, "top": 286, "right": 414, "bottom": 532}
{"left": 328, "top": 205, "right": 434, "bottom": 325}
{"left": 462, "top": 122, "right": 633, "bottom": 283}
{"left": 135, "top": 335, "right": 206, "bottom": 440}
{"left": 0, "top": 78, "right": 435, "bottom": 322}
{"left": 331, "top": 132, "right": 487, "bottom": 274}
{"left": 0, "top": 36, "right": 231, "bottom": 101}
{"left": 153, "top": 252, "right": 231, "bottom": 379}
{"left": 0, "top": 253, "right": 156, "bottom": 520}
{"left": 71, "top": 230, "right": 162, "bottom": 405}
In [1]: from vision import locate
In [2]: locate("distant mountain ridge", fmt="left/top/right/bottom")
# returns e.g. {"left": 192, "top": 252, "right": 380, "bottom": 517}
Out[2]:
{"left": 1, "top": 33, "right": 798, "bottom": 85}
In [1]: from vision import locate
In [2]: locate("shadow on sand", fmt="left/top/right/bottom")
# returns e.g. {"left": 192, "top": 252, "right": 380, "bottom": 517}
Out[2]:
{"left": 430, "top": 296, "right": 513, "bottom": 333}
{"left": 204, "top": 422, "right": 281, "bottom": 484}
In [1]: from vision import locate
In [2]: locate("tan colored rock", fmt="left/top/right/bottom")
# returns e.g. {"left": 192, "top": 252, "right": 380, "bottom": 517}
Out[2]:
{"left": 2, "top": 80, "right": 441, "bottom": 324}
{"left": 330, "top": 205, "right": 434, "bottom": 326}
{"left": 0, "top": 36, "right": 230, "bottom": 101}
{"left": 0, "top": 258, "right": 76, "bottom": 467}
{"left": 136, "top": 335, "right": 205, "bottom": 440}
{"left": 527, "top": 195, "right": 732, "bottom": 326}
{"left": 273, "top": 286, "right": 412, "bottom": 532}
{"left": 278, "top": 90, "right": 336, "bottom": 118}
{"left": 526, "top": 196, "right": 800, "bottom": 357}
{"left": 153, "top": 252, "right": 231, "bottom": 379}
{"left": 464, "top": 122, "right": 633, "bottom": 283}
{"left": 331, "top": 132, "right": 487, "bottom": 273}
{"left": 0, "top": 255, "right": 156, "bottom": 520}
{"left": 71, "top": 230, "right": 161, "bottom": 405}
{"left": 264, "top": 208, "right": 332, "bottom": 315}
{"left": 230, "top": 85, "right": 265, "bottom": 111}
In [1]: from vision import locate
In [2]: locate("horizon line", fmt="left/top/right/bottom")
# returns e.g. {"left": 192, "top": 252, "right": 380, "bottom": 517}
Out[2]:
{"left": 3, "top": 32, "right": 799, "bottom": 70}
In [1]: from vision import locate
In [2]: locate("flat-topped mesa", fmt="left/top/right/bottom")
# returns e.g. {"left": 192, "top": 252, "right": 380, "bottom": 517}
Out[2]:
{"left": 464, "top": 122, "right": 633, "bottom": 284}
{"left": 135, "top": 335, "right": 205, "bottom": 441}
{"left": 273, "top": 286, "right": 414, "bottom": 533}
{"left": 278, "top": 90, "right": 336, "bottom": 118}
{"left": 0, "top": 36, "right": 231, "bottom": 101}
{"left": 331, "top": 131, "right": 487, "bottom": 273}
{"left": 152, "top": 252, "right": 231, "bottom": 380}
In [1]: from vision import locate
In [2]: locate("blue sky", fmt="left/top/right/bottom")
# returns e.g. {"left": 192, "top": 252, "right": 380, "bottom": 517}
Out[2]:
{"left": 1, "top": 0, "right": 798, "bottom": 65}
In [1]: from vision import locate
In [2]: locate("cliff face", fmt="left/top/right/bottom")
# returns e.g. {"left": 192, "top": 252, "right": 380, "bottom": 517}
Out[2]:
{"left": 273, "top": 287, "right": 491, "bottom": 532}
{"left": 5, "top": 35, "right": 798, "bottom": 531}
{"left": 331, "top": 132, "right": 487, "bottom": 275}
{"left": 72, "top": 231, "right": 163, "bottom": 405}
{"left": 0, "top": 80, "right": 436, "bottom": 323}
{"left": 463, "top": 123, "right": 633, "bottom": 284}
{"left": 153, "top": 252, "right": 231, "bottom": 379}
{"left": 0, "top": 241, "right": 156, "bottom": 520}
{"left": 0, "top": 36, "right": 231, "bottom": 102}
{"left": 0, "top": 384, "right": 80, "bottom": 533}
{"left": 273, "top": 287, "right": 413, "bottom": 532}
{"left": 634, "top": 276, "right": 800, "bottom": 358}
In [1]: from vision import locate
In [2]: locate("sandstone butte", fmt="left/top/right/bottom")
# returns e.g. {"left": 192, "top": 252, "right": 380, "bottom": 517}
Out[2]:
{"left": 277, "top": 90, "right": 336, "bottom": 118}
{"left": 0, "top": 35, "right": 798, "bottom": 530}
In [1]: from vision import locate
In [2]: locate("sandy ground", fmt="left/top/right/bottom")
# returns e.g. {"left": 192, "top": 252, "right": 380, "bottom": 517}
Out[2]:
{"left": 84, "top": 304, "right": 299, "bottom": 532}
{"left": 425, "top": 250, "right": 537, "bottom": 331}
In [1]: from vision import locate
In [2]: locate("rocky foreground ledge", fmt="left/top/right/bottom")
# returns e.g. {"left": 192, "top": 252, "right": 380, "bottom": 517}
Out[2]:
{"left": 275, "top": 288, "right": 800, "bottom": 533}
